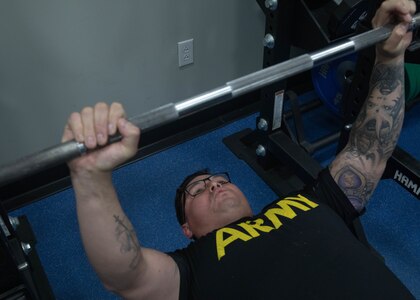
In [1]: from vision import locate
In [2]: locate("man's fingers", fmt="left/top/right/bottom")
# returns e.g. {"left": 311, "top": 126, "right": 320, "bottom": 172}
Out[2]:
{"left": 389, "top": 22, "right": 412, "bottom": 48}
{"left": 61, "top": 124, "right": 74, "bottom": 143}
{"left": 64, "top": 112, "right": 84, "bottom": 143}
{"left": 373, "top": 0, "right": 414, "bottom": 28}
{"left": 94, "top": 102, "right": 109, "bottom": 146}
{"left": 81, "top": 106, "right": 97, "bottom": 149}
{"left": 117, "top": 118, "right": 140, "bottom": 156}
{"left": 372, "top": 2, "right": 391, "bottom": 27}
{"left": 109, "top": 102, "right": 125, "bottom": 136}
{"left": 407, "top": 0, "right": 417, "bottom": 16}
{"left": 63, "top": 102, "right": 132, "bottom": 152}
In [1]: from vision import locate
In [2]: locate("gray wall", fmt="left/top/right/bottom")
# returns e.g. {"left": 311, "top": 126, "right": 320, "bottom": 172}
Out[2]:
{"left": 0, "top": 1, "right": 265, "bottom": 165}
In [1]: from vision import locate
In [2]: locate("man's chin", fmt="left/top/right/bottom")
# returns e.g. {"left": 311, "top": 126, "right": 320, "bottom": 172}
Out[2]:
{"left": 216, "top": 195, "right": 243, "bottom": 212}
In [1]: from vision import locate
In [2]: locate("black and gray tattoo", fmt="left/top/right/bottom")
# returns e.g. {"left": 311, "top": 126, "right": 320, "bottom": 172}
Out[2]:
{"left": 114, "top": 215, "right": 141, "bottom": 270}
{"left": 350, "top": 63, "right": 405, "bottom": 160}
{"left": 332, "top": 62, "right": 405, "bottom": 210}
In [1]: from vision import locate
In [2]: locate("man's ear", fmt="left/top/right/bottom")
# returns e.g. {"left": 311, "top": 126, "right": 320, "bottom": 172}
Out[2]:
{"left": 182, "top": 223, "right": 193, "bottom": 239}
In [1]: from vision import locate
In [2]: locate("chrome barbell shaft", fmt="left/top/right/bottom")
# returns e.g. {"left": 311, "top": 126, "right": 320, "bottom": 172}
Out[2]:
{"left": 228, "top": 14, "right": 419, "bottom": 97}
{"left": 0, "top": 14, "right": 418, "bottom": 188}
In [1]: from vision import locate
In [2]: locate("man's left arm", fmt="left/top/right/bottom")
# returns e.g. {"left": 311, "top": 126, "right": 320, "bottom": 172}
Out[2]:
{"left": 330, "top": 60, "right": 405, "bottom": 211}
{"left": 329, "top": 0, "right": 416, "bottom": 212}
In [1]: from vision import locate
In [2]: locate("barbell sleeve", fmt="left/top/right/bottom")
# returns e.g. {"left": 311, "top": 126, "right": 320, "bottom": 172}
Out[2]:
{"left": 0, "top": 14, "right": 418, "bottom": 188}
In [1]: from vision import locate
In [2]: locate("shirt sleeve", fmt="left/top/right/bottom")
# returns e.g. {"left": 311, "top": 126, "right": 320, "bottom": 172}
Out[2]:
{"left": 166, "top": 250, "right": 191, "bottom": 300}
{"left": 306, "top": 168, "right": 361, "bottom": 229}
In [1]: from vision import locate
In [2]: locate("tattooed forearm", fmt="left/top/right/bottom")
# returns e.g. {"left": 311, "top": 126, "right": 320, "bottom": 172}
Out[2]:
{"left": 349, "top": 62, "right": 405, "bottom": 163}
{"left": 330, "top": 61, "right": 405, "bottom": 211}
{"left": 114, "top": 215, "right": 141, "bottom": 270}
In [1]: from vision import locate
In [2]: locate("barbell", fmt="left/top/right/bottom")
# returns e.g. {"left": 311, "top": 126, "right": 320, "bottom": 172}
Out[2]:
{"left": 0, "top": 13, "right": 419, "bottom": 188}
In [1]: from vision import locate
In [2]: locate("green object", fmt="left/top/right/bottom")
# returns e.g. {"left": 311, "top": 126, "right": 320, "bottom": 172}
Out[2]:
{"left": 405, "top": 63, "right": 420, "bottom": 104}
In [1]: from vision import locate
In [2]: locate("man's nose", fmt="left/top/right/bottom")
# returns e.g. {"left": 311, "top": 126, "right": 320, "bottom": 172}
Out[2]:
{"left": 208, "top": 180, "right": 221, "bottom": 192}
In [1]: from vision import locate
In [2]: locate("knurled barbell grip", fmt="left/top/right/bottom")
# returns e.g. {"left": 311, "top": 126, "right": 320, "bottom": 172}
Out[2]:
{"left": 0, "top": 140, "right": 83, "bottom": 188}
{"left": 0, "top": 103, "right": 179, "bottom": 188}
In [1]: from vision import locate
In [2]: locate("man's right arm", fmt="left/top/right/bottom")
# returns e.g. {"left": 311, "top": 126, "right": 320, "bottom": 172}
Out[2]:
{"left": 63, "top": 102, "right": 180, "bottom": 299}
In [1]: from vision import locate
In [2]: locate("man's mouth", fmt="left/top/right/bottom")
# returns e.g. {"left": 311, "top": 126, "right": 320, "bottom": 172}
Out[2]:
{"left": 213, "top": 189, "right": 227, "bottom": 202}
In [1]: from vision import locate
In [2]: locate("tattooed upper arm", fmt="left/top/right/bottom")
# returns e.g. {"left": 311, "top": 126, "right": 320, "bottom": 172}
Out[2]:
{"left": 329, "top": 62, "right": 405, "bottom": 211}
{"left": 111, "top": 215, "right": 180, "bottom": 300}
{"left": 114, "top": 215, "right": 141, "bottom": 270}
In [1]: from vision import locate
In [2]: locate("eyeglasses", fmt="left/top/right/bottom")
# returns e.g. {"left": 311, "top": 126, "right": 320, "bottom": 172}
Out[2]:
{"left": 181, "top": 172, "right": 231, "bottom": 223}
{"left": 184, "top": 172, "right": 231, "bottom": 197}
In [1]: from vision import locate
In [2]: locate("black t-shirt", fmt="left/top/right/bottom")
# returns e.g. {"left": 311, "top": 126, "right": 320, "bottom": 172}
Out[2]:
{"left": 168, "top": 169, "right": 414, "bottom": 299}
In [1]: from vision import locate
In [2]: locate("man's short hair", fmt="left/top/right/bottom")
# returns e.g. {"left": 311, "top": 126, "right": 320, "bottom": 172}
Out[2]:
{"left": 175, "top": 169, "right": 210, "bottom": 225}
